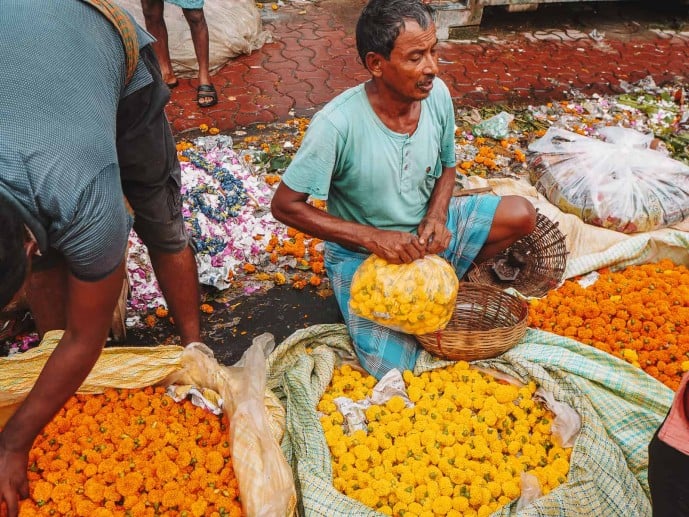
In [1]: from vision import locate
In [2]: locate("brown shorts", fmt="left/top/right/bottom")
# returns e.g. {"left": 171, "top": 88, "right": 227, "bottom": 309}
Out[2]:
{"left": 115, "top": 45, "right": 188, "bottom": 254}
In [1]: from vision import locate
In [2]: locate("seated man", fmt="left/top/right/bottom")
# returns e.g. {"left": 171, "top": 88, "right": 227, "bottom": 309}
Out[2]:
{"left": 0, "top": 2, "right": 201, "bottom": 514}
{"left": 271, "top": 0, "right": 535, "bottom": 378}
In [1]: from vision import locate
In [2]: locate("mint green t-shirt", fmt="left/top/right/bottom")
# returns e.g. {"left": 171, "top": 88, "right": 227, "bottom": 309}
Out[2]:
{"left": 281, "top": 78, "right": 456, "bottom": 233}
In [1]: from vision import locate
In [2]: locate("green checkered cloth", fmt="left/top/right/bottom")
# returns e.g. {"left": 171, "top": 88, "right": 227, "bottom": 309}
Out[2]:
{"left": 266, "top": 324, "right": 673, "bottom": 517}
{"left": 265, "top": 231, "right": 689, "bottom": 515}
{"left": 565, "top": 229, "right": 689, "bottom": 279}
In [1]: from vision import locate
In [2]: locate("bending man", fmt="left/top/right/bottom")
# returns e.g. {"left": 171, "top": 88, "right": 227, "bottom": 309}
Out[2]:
{"left": 0, "top": 1, "right": 201, "bottom": 514}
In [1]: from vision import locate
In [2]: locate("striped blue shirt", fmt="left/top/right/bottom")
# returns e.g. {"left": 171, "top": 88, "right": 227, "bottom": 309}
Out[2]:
{"left": 0, "top": 0, "right": 154, "bottom": 280}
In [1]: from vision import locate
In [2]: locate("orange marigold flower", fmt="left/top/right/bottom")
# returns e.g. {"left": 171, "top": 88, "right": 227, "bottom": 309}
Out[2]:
{"left": 31, "top": 480, "right": 53, "bottom": 503}
{"left": 155, "top": 306, "right": 169, "bottom": 318}
{"left": 205, "top": 450, "right": 225, "bottom": 474}
{"left": 200, "top": 303, "right": 214, "bottom": 314}
{"left": 161, "top": 487, "right": 183, "bottom": 508}
{"left": 83, "top": 478, "right": 105, "bottom": 503}
{"left": 155, "top": 460, "right": 179, "bottom": 482}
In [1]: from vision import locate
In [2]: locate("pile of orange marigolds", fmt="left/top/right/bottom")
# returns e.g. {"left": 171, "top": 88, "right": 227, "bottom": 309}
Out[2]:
{"left": 529, "top": 259, "right": 689, "bottom": 390}
{"left": 7, "top": 387, "right": 242, "bottom": 517}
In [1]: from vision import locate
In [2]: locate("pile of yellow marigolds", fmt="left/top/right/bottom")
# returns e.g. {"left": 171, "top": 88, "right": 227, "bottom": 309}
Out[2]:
{"left": 529, "top": 259, "right": 689, "bottom": 391}
{"left": 319, "top": 364, "right": 571, "bottom": 517}
{"left": 11, "top": 387, "right": 242, "bottom": 517}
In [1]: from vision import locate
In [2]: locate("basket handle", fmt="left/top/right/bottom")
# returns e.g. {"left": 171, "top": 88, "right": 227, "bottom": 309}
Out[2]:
{"left": 435, "top": 330, "right": 444, "bottom": 356}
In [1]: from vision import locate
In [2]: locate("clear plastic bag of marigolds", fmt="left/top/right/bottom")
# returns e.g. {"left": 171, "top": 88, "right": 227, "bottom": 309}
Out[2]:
{"left": 349, "top": 254, "right": 459, "bottom": 335}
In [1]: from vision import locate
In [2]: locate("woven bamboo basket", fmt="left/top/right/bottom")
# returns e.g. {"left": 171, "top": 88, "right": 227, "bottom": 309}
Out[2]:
{"left": 466, "top": 211, "right": 567, "bottom": 298}
{"left": 416, "top": 282, "right": 528, "bottom": 361}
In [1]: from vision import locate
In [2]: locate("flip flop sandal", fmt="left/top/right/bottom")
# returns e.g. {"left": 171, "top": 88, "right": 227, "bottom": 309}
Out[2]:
{"left": 166, "top": 80, "right": 179, "bottom": 89}
{"left": 197, "top": 84, "right": 218, "bottom": 108}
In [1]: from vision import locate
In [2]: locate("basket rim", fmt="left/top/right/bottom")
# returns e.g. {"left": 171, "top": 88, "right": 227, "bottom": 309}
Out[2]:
{"left": 466, "top": 211, "right": 568, "bottom": 297}
{"left": 416, "top": 282, "right": 529, "bottom": 361}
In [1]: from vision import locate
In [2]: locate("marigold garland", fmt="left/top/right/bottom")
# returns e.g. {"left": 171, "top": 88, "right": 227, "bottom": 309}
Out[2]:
{"left": 2, "top": 387, "right": 243, "bottom": 517}
{"left": 319, "top": 364, "right": 570, "bottom": 517}
{"left": 529, "top": 259, "right": 689, "bottom": 390}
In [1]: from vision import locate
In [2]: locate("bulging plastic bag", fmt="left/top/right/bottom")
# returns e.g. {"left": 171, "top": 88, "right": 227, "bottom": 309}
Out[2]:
{"left": 168, "top": 336, "right": 297, "bottom": 517}
{"left": 349, "top": 254, "right": 459, "bottom": 335}
{"left": 528, "top": 126, "right": 689, "bottom": 233}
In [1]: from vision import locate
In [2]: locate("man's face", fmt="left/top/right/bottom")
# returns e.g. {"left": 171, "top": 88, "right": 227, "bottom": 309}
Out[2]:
{"left": 376, "top": 19, "right": 439, "bottom": 102}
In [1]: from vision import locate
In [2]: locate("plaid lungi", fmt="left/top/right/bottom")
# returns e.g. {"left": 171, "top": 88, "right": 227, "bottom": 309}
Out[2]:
{"left": 325, "top": 194, "right": 500, "bottom": 379}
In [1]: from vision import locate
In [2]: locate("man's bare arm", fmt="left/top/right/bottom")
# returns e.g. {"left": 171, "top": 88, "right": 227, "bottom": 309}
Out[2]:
{"left": 417, "top": 165, "right": 455, "bottom": 254}
{"left": 271, "top": 183, "right": 426, "bottom": 263}
{"left": 0, "top": 262, "right": 125, "bottom": 517}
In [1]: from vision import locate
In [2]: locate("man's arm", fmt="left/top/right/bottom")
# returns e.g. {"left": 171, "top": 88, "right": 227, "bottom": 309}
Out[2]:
{"left": 0, "top": 262, "right": 125, "bottom": 517}
{"left": 417, "top": 165, "right": 455, "bottom": 254}
{"left": 271, "top": 183, "right": 426, "bottom": 264}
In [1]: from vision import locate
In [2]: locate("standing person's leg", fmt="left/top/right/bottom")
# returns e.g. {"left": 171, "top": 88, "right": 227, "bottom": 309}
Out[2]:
{"left": 140, "top": 0, "right": 178, "bottom": 87}
{"left": 117, "top": 46, "right": 201, "bottom": 345}
{"left": 183, "top": 7, "right": 217, "bottom": 107}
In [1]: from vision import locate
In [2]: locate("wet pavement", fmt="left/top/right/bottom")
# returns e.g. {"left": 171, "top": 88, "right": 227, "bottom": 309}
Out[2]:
{"left": 166, "top": 1, "right": 689, "bottom": 134}
{"left": 4, "top": 1, "right": 689, "bottom": 362}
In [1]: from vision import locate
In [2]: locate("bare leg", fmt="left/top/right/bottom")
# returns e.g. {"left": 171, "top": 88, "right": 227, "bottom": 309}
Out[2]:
{"left": 141, "top": 0, "right": 178, "bottom": 86}
{"left": 25, "top": 259, "right": 69, "bottom": 337}
{"left": 148, "top": 245, "right": 201, "bottom": 345}
{"left": 183, "top": 8, "right": 214, "bottom": 105}
{"left": 183, "top": 8, "right": 211, "bottom": 85}
{"left": 474, "top": 196, "right": 536, "bottom": 264}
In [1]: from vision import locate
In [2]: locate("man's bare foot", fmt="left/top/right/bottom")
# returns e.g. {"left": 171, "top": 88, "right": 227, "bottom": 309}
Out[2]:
{"left": 197, "top": 84, "right": 217, "bottom": 108}
{"left": 164, "top": 75, "right": 179, "bottom": 89}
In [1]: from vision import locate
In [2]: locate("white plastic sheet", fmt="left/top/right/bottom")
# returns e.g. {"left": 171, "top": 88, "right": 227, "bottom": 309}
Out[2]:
{"left": 119, "top": 0, "right": 272, "bottom": 77}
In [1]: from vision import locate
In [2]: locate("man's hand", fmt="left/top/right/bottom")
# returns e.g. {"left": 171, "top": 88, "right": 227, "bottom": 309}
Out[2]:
{"left": 417, "top": 215, "right": 451, "bottom": 255}
{"left": 368, "top": 229, "right": 427, "bottom": 264}
{"left": 0, "top": 439, "right": 29, "bottom": 517}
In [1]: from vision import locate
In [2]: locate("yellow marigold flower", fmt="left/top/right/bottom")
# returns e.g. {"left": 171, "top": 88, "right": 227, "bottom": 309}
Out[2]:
{"left": 199, "top": 123, "right": 209, "bottom": 132}
{"left": 494, "top": 384, "right": 519, "bottom": 404}
{"left": 432, "top": 495, "right": 452, "bottom": 515}
{"left": 453, "top": 495, "right": 470, "bottom": 512}
{"left": 340, "top": 451, "right": 356, "bottom": 466}
{"left": 396, "top": 483, "right": 415, "bottom": 504}
{"left": 385, "top": 395, "right": 407, "bottom": 413}
{"left": 357, "top": 487, "right": 379, "bottom": 507}
{"left": 365, "top": 405, "right": 382, "bottom": 422}
{"left": 407, "top": 385, "right": 423, "bottom": 403}
{"left": 478, "top": 505, "right": 493, "bottom": 517}
{"left": 385, "top": 419, "right": 401, "bottom": 438}
{"left": 502, "top": 480, "right": 520, "bottom": 499}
